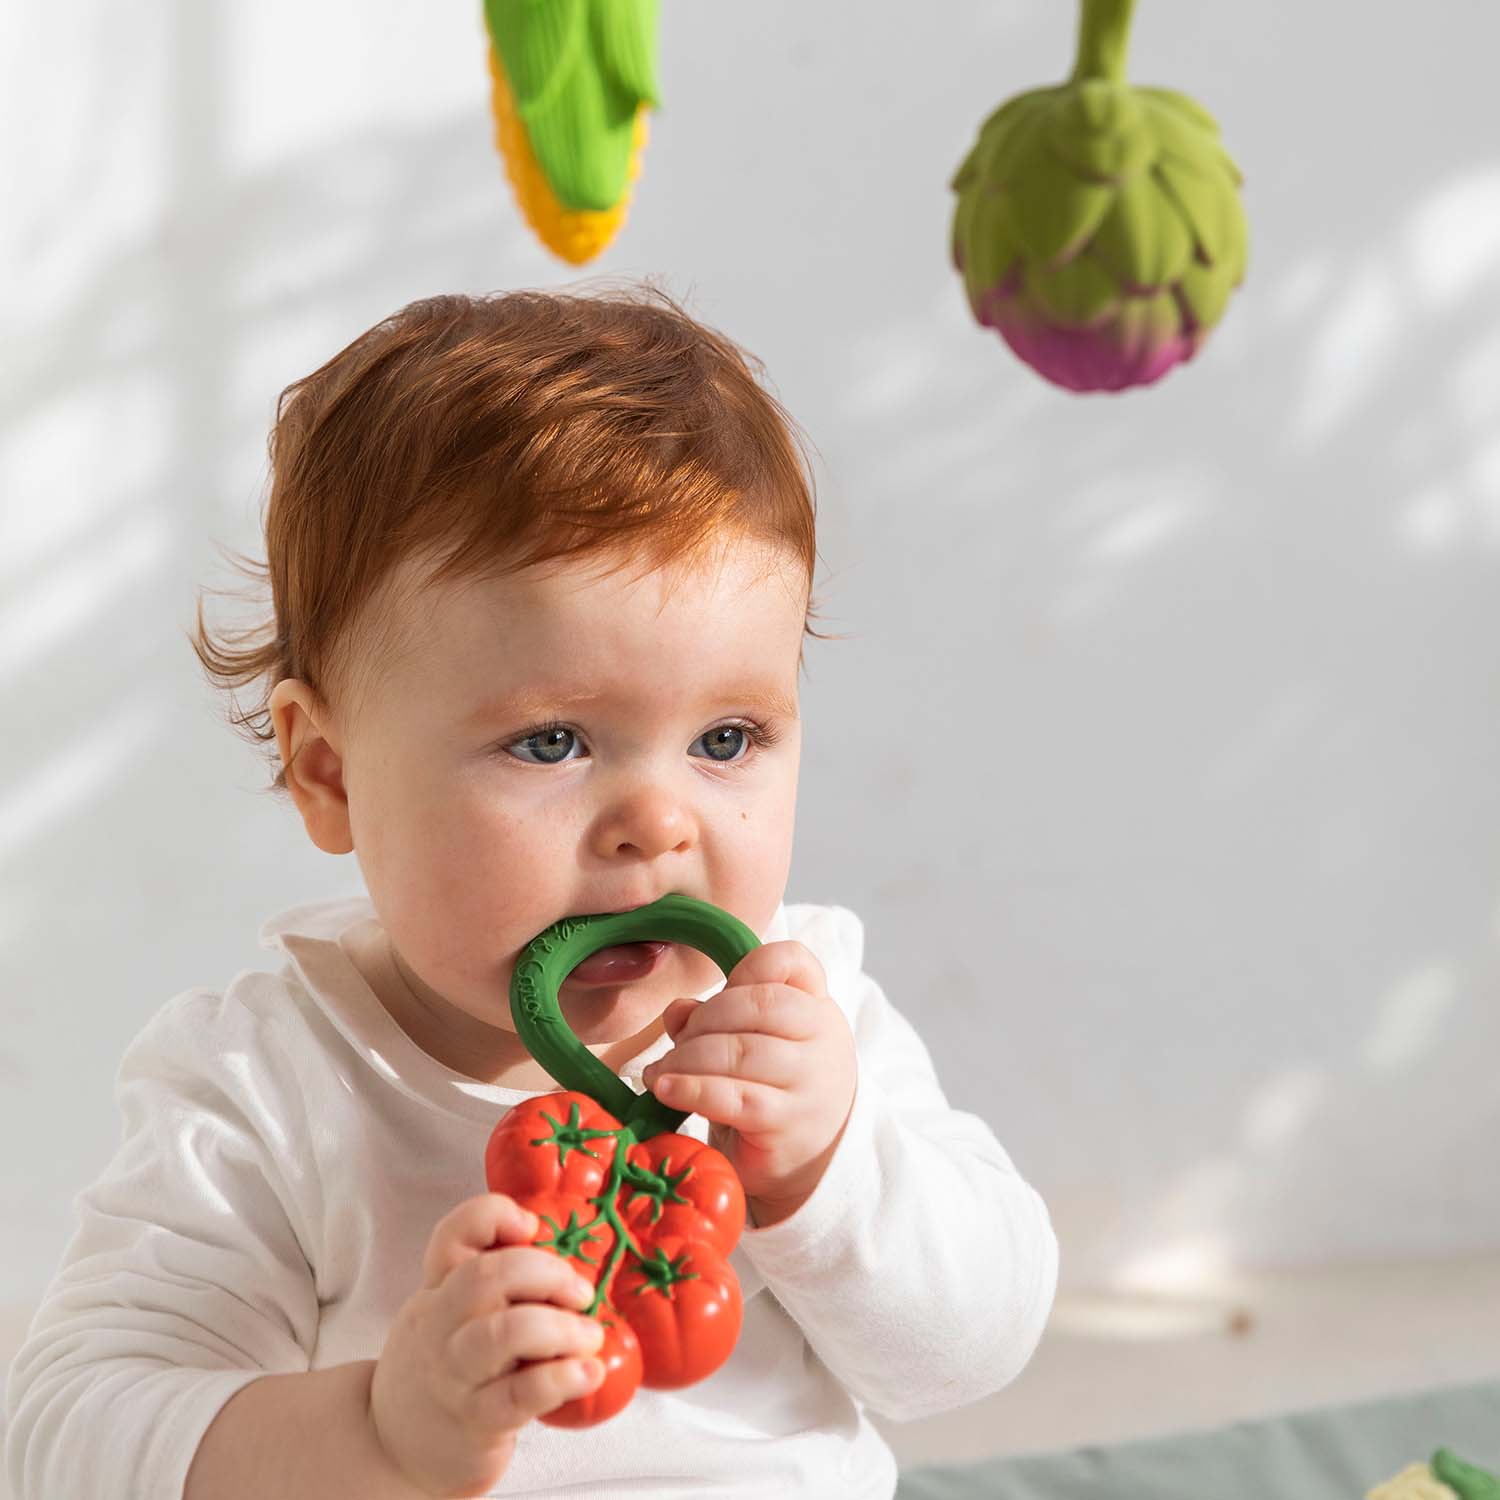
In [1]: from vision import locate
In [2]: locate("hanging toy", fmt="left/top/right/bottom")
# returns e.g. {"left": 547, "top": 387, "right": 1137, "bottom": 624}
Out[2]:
{"left": 950, "top": 0, "right": 1248, "bottom": 393}
{"left": 481, "top": 0, "right": 660, "bottom": 266}
{"left": 1431, "top": 1451, "right": 1500, "bottom": 1500}
{"left": 484, "top": 893, "right": 757, "bottom": 1426}
{"left": 1368, "top": 1451, "right": 1500, "bottom": 1500}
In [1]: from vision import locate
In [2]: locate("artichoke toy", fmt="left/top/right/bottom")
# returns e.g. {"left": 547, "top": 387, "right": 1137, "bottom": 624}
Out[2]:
{"left": 950, "top": 0, "right": 1248, "bottom": 393}
{"left": 483, "top": 0, "right": 660, "bottom": 265}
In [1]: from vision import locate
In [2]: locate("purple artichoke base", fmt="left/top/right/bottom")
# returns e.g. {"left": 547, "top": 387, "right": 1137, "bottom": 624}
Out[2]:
{"left": 974, "top": 283, "right": 1197, "bottom": 394}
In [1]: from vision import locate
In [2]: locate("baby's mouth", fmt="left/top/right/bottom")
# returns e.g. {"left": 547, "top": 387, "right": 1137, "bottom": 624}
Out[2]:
{"left": 565, "top": 940, "right": 669, "bottom": 986}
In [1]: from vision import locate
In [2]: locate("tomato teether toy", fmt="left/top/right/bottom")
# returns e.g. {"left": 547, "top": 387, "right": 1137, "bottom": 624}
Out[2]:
{"left": 485, "top": 893, "right": 760, "bottom": 1426}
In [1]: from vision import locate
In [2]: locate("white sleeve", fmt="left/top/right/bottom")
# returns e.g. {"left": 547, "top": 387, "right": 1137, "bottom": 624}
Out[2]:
{"left": 3, "top": 990, "right": 322, "bottom": 1500}
{"left": 735, "top": 907, "right": 1059, "bottom": 1423}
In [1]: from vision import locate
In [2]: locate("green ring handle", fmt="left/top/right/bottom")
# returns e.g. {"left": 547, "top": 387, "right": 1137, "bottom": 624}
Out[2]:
{"left": 509, "top": 893, "right": 762, "bottom": 1141}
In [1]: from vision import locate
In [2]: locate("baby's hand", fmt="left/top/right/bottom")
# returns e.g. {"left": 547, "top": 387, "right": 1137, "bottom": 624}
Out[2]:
{"left": 368, "top": 1193, "right": 605, "bottom": 1497}
{"left": 640, "top": 940, "right": 858, "bottom": 1227}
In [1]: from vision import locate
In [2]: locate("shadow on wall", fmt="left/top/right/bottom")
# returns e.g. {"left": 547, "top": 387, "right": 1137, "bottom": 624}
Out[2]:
{"left": 1, "top": 0, "right": 542, "bottom": 868}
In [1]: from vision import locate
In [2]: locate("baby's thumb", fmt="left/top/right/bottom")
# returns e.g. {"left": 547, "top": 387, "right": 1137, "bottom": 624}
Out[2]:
{"left": 422, "top": 1193, "right": 538, "bottom": 1291}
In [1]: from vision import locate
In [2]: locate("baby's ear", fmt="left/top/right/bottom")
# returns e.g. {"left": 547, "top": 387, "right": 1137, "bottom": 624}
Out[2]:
{"left": 269, "top": 678, "right": 353, "bottom": 854}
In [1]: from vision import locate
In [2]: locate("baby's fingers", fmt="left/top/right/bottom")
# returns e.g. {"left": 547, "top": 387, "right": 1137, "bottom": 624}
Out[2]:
{"left": 652, "top": 1072, "right": 785, "bottom": 1133}
{"left": 423, "top": 1193, "right": 539, "bottom": 1291}
{"left": 450, "top": 1302, "right": 604, "bottom": 1391}
{"left": 645, "top": 1031, "right": 800, "bottom": 1091}
{"left": 471, "top": 1353, "right": 605, "bottom": 1433}
{"left": 440, "top": 1244, "right": 597, "bottom": 1329}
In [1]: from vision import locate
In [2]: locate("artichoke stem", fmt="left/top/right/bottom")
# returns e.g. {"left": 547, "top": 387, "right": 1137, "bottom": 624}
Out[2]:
{"left": 1071, "top": 0, "right": 1136, "bottom": 82}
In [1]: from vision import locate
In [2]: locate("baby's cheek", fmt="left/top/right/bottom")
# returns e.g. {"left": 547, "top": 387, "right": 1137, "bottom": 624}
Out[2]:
{"left": 422, "top": 806, "right": 564, "bottom": 947}
{"left": 431, "top": 843, "right": 516, "bottom": 925}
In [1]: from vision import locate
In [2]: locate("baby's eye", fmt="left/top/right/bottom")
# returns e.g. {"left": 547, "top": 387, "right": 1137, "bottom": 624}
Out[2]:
{"left": 692, "top": 725, "right": 750, "bottom": 764}
{"left": 508, "top": 723, "right": 581, "bottom": 765}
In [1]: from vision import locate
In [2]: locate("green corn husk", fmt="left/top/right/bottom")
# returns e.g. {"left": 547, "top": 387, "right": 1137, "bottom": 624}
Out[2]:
{"left": 485, "top": 0, "right": 660, "bottom": 212}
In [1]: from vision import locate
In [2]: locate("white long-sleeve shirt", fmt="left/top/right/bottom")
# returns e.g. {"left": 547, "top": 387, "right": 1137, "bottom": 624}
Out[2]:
{"left": 4, "top": 895, "right": 1058, "bottom": 1500}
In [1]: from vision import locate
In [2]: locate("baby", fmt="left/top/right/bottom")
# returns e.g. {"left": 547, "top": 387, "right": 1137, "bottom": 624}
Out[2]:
{"left": 3, "top": 283, "right": 1058, "bottom": 1499}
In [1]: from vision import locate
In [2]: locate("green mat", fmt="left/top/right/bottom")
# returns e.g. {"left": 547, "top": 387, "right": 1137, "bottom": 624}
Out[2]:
{"left": 895, "top": 1378, "right": 1500, "bottom": 1499}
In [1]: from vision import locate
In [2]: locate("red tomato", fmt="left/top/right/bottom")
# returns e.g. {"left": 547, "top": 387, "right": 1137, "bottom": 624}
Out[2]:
{"left": 485, "top": 1091, "right": 623, "bottom": 1201}
{"left": 619, "top": 1134, "right": 746, "bottom": 1258}
{"left": 482, "top": 1090, "right": 747, "bottom": 1421}
{"left": 532, "top": 1308, "right": 644, "bottom": 1429}
{"left": 614, "top": 1237, "right": 742, "bottom": 1389}
{"left": 518, "top": 1191, "right": 617, "bottom": 1290}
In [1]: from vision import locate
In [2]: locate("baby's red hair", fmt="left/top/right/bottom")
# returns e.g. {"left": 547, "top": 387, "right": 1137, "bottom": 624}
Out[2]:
{"left": 189, "top": 280, "right": 839, "bottom": 795}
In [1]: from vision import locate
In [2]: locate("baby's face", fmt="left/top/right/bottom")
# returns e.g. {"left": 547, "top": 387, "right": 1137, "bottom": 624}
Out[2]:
{"left": 276, "top": 538, "right": 805, "bottom": 1073}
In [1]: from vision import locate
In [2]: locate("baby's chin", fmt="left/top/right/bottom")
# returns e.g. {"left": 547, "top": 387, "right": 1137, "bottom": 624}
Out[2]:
{"left": 558, "top": 977, "right": 670, "bottom": 1036}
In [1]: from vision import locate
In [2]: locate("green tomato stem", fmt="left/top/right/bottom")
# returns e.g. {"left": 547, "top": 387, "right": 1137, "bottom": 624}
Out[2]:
{"left": 1071, "top": 0, "right": 1136, "bottom": 83}
{"left": 578, "top": 1123, "right": 646, "bottom": 1317}
{"left": 573, "top": 1123, "right": 712, "bottom": 1318}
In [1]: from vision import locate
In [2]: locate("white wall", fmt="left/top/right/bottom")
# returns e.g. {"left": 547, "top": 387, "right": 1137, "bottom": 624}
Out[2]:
{"left": 5, "top": 0, "right": 1500, "bottom": 1327}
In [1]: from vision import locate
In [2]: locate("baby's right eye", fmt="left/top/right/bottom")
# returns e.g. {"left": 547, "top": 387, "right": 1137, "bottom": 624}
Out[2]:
{"left": 504, "top": 721, "right": 582, "bottom": 765}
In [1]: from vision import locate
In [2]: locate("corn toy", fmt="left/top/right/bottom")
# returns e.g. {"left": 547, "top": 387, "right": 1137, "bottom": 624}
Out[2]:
{"left": 482, "top": 0, "right": 660, "bottom": 265}
{"left": 950, "top": 0, "right": 1248, "bottom": 393}
{"left": 485, "top": 892, "right": 757, "bottom": 1427}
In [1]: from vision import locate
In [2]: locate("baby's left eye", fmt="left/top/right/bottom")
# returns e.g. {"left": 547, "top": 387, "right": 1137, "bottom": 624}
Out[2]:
{"left": 694, "top": 725, "right": 751, "bottom": 763}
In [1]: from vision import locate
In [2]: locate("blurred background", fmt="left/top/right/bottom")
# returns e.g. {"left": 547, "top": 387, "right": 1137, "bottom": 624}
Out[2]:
{"left": 4, "top": 0, "right": 1500, "bottom": 1482}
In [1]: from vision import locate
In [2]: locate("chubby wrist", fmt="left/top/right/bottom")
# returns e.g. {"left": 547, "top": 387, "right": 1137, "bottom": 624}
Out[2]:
{"left": 185, "top": 1360, "right": 436, "bottom": 1500}
{"left": 744, "top": 1131, "right": 844, "bottom": 1228}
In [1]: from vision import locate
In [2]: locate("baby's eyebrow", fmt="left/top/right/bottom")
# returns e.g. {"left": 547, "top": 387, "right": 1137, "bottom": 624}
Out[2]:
{"left": 464, "top": 683, "right": 799, "bottom": 726}
{"left": 464, "top": 688, "right": 596, "bottom": 725}
{"left": 709, "top": 684, "right": 801, "bottom": 721}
